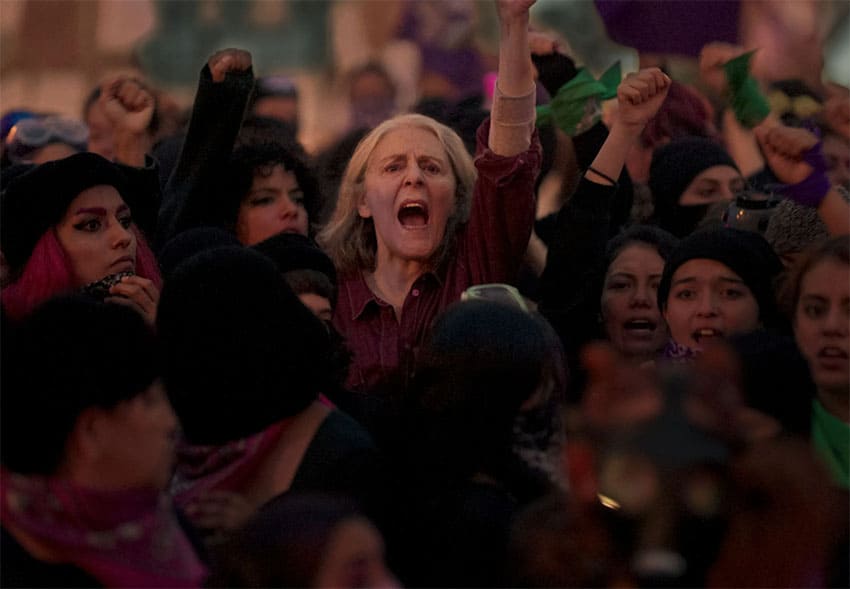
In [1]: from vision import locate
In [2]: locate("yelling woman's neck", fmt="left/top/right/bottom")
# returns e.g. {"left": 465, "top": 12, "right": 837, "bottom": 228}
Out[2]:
{"left": 366, "top": 255, "right": 429, "bottom": 320}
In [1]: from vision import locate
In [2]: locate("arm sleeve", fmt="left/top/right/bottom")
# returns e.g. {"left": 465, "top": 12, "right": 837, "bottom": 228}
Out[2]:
{"left": 154, "top": 64, "right": 254, "bottom": 251}
{"left": 456, "top": 119, "right": 542, "bottom": 284}
{"left": 538, "top": 176, "right": 619, "bottom": 396}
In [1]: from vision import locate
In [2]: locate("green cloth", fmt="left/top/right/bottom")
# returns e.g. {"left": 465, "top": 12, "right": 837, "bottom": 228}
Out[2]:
{"left": 537, "top": 62, "right": 621, "bottom": 136}
{"left": 723, "top": 51, "right": 771, "bottom": 129}
{"left": 811, "top": 399, "right": 850, "bottom": 489}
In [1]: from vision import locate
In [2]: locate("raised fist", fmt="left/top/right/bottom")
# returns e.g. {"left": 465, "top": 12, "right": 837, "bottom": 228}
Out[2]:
{"left": 208, "top": 48, "right": 253, "bottom": 83}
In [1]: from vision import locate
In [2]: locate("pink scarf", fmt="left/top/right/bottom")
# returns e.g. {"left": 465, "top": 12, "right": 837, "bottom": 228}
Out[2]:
{"left": 171, "top": 396, "right": 335, "bottom": 507}
{"left": 0, "top": 468, "right": 206, "bottom": 588}
{"left": 170, "top": 418, "right": 292, "bottom": 507}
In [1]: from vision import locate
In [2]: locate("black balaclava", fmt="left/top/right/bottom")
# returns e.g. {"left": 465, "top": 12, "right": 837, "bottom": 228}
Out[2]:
{"left": 649, "top": 138, "right": 740, "bottom": 238}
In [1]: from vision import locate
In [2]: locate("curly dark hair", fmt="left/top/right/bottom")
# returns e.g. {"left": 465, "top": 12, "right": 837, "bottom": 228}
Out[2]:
{"left": 221, "top": 141, "right": 321, "bottom": 236}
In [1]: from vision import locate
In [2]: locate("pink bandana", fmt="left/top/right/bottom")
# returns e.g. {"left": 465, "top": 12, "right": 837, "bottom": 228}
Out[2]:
{"left": 0, "top": 468, "right": 207, "bottom": 587}
{"left": 170, "top": 418, "right": 293, "bottom": 507}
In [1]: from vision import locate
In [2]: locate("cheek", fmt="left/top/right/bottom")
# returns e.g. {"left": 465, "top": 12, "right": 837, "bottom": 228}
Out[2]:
{"left": 663, "top": 303, "right": 687, "bottom": 338}
{"left": 727, "top": 300, "right": 761, "bottom": 331}
{"left": 793, "top": 318, "right": 817, "bottom": 356}
{"left": 600, "top": 294, "right": 624, "bottom": 326}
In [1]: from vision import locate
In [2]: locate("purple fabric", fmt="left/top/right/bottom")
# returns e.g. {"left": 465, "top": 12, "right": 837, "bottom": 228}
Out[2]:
{"left": 595, "top": 0, "right": 740, "bottom": 57}
{"left": 779, "top": 142, "right": 831, "bottom": 208}
{"left": 333, "top": 120, "right": 541, "bottom": 395}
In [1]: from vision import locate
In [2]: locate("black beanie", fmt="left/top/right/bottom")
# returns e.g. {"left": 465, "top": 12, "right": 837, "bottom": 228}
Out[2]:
{"left": 649, "top": 137, "right": 739, "bottom": 238}
{"left": 156, "top": 246, "right": 331, "bottom": 445}
{"left": 158, "top": 227, "right": 241, "bottom": 281}
{"left": 657, "top": 228, "right": 784, "bottom": 330}
{"left": 251, "top": 233, "right": 337, "bottom": 287}
{"left": 0, "top": 152, "right": 158, "bottom": 272}
{"left": 2, "top": 295, "right": 158, "bottom": 474}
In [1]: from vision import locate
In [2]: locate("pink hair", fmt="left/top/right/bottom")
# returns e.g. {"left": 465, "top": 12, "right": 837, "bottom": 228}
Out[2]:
{"left": 2, "top": 227, "right": 162, "bottom": 321}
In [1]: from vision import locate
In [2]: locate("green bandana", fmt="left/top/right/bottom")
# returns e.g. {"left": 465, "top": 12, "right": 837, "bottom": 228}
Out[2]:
{"left": 723, "top": 51, "right": 771, "bottom": 129}
{"left": 537, "top": 62, "right": 621, "bottom": 136}
{"left": 811, "top": 399, "right": 850, "bottom": 489}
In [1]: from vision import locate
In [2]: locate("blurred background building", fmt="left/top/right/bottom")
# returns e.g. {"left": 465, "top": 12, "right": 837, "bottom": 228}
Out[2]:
{"left": 1, "top": 0, "right": 847, "bottom": 154}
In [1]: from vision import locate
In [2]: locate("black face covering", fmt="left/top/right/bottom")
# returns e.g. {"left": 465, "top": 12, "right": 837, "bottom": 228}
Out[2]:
{"left": 653, "top": 202, "right": 712, "bottom": 238}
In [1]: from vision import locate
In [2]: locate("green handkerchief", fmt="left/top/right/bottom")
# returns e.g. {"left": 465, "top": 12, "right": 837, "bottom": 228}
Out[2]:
{"left": 537, "top": 62, "right": 621, "bottom": 136}
{"left": 723, "top": 51, "right": 771, "bottom": 128}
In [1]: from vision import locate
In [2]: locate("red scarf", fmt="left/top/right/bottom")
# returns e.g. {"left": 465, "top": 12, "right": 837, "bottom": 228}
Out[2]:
{"left": 0, "top": 468, "right": 206, "bottom": 587}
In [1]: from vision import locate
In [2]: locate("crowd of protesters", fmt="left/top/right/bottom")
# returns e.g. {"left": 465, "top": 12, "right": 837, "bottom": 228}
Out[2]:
{"left": 1, "top": 0, "right": 848, "bottom": 586}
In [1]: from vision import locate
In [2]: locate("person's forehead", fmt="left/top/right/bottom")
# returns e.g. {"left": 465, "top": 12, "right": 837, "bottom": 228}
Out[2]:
{"left": 373, "top": 126, "right": 445, "bottom": 156}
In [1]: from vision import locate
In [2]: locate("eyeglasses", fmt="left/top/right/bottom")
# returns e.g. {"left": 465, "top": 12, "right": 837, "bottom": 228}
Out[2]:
{"left": 4, "top": 116, "right": 89, "bottom": 163}
{"left": 461, "top": 283, "right": 529, "bottom": 312}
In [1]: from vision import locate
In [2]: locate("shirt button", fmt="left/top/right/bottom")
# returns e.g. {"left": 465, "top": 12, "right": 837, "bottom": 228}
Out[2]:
{"left": 412, "top": 289, "right": 420, "bottom": 297}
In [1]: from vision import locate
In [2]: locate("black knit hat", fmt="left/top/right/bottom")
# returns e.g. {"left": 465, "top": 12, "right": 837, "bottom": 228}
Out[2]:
{"left": 0, "top": 152, "right": 158, "bottom": 272}
{"left": 158, "top": 227, "right": 241, "bottom": 281}
{"left": 156, "top": 246, "right": 331, "bottom": 445}
{"left": 1, "top": 295, "right": 158, "bottom": 474}
{"left": 251, "top": 233, "right": 337, "bottom": 287}
{"left": 649, "top": 137, "right": 739, "bottom": 238}
{"left": 657, "top": 228, "right": 785, "bottom": 329}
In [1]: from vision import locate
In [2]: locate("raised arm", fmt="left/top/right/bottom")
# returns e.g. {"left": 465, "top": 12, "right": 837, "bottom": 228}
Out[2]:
{"left": 489, "top": 0, "right": 536, "bottom": 156}
{"left": 539, "top": 69, "right": 669, "bottom": 393}
{"left": 98, "top": 77, "right": 156, "bottom": 168}
{"left": 755, "top": 123, "right": 850, "bottom": 236}
{"left": 155, "top": 49, "right": 254, "bottom": 250}
{"left": 585, "top": 68, "right": 670, "bottom": 187}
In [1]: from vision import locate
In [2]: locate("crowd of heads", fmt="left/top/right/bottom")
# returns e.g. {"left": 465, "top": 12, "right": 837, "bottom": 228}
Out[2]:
{"left": 1, "top": 2, "right": 849, "bottom": 586}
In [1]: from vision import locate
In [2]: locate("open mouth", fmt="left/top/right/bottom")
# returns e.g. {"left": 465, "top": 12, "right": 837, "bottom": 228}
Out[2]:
{"left": 692, "top": 328, "right": 723, "bottom": 343}
{"left": 623, "top": 319, "right": 657, "bottom": 332}
{"left": 397, "top": 201, "right": 429, "bottom": 228}
{"left": 818, "top": 347, "right": 849, "bottom": 360}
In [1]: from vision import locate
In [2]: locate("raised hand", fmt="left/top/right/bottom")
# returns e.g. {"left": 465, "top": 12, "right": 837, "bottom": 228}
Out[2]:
{"left": 527, "top": 30, "right": 561, "bottom": 57}
{"left": 99, "top": 77, "right": 155, "bottom": 136}
{"left": 699, "top": 42, "right": 746, "bottom": 97}
{"left": 107, "top": 275, "right": 159, "bottom": 327}
{"left": 495, "top": 0, "right": 536, "bottom": 24}
{"left": 208, "top": 48, "right": 252, "bottom": 83}
{"left": 615, "top": 68, "right": 671, "bottom": 132}
{"left": 754, "top": 123, "right": 820, "bottom": 185}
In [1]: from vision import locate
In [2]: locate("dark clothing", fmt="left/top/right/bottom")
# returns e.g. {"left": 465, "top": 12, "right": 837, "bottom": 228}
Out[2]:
{"left": 334, "top": 121, "right": 542, "bottom": 397}
{"left": 403, "top": 480, "right": 517, "bottom": 588}
{"left": 291, "top": 409, "right": 391, "bottom": 514}
{"left": 155, "top": 64, "right": 254, "bottom": 251}
{"left": 1, "top": 527, "right": 101, "bottom": 588}
{"left": 537, "top": 121, "right": 633, "bottom": 400}
{"left": 538, "top": 177, "right": 620, "bottom": 401}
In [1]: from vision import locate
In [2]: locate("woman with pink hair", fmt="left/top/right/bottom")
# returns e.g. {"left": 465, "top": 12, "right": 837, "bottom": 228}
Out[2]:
{"left": 1, "top": 152, "right": 161, "bottom": 324}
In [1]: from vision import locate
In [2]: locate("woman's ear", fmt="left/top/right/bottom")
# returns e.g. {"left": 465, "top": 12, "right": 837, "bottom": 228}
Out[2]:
{"left": 357, "top": 192, "right": 372, "bottom": 219}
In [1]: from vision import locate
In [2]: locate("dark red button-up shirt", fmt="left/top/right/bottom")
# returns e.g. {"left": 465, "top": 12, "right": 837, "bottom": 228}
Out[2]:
{"left": 333, "top": 120, "right": 542, "bottom": 396}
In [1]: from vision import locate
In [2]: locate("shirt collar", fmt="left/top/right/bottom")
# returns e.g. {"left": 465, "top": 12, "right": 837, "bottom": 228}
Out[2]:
{"left": 344, "top": 269, "right": 442, "bottom": 321}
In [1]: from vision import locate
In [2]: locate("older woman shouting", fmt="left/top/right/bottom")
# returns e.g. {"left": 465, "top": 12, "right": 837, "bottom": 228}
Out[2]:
{"left": 320, "top": 0, "right": 541, "bottom": 396}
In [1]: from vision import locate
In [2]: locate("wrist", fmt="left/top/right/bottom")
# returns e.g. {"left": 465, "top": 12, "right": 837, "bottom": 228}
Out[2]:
{"left": 499, "top": 15, "right": 530, "bottom": 35}
{"left": 779, "top": 142, "right": 831, "bottom": 208}
{"left": 609, "top": 119, "right": 644, "bottom": 142}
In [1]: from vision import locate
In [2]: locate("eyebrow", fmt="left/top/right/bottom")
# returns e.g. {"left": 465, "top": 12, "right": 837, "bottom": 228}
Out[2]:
{"left": 74, "top": 207, "right": 107, "bottom": 216}
{"left": 73, "top": 204, "right": 129, "bottom": 216}
{"left": 608, "top": 271, "right": 662, "bottom": 279}
{"left": 671, "top": 275, "right": 746, "bottom": 287}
